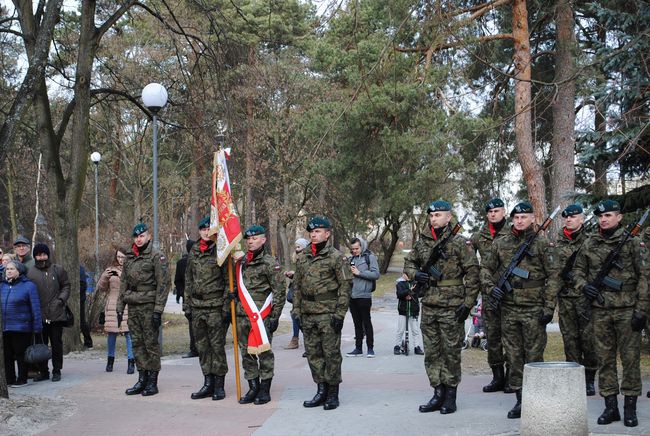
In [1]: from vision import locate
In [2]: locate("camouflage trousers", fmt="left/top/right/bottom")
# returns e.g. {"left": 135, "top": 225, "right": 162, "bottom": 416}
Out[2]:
{"left": 302, "top": 313, "right": 342, "bottom": 385}
{"left": 558, "top": 296, "right": 597, "bottom": 371}
{"left": 420, "top": 306, "right": 464, "bottom": 388}
{"left": 592, "top": 307, "right": 641, "bottom": 396}
{"left": 501, "top": 304, "right": 547, "bottom": 391}
{"left": 128, "top": 303, "right": 161, "bottom": 371}
{"left": 236, "top": 315, "right": 274, "bottom": 381}
{"left": 192, "top": 306, "right": 228, "bottom": 377}
{"left": 482, "top": 292, "right": 505, "bottom": 367}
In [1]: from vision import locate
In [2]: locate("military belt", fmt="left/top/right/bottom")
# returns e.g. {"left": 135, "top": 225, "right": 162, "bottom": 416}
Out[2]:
{"left": 604, "top": 283, "right": 637, "bottom": 293}
{"left": 303, "top": 292, "right": 338, "bottom": 302}
{"left": 512, "top": 279, "right": 545, "bottom": 289}
{"left": 130, "top": 286, "right": 155, "bottom": 292}
{"left": 192, "top": 293, "right": 221, "bottom": 301}
{"left": 434, "top": 279, "right": 464, "bottom": 287}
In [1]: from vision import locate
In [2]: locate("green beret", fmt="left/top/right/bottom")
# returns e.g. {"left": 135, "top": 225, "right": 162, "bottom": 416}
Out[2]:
{"left": 485, "top": 198, "right": 505, "bottom": 212}
{"left": 306, "top": 216, "right": 331, "bottom": 231}
{"left": 510, "top": 202, "right": 533, "bottom": 217}
{"left": 427, "top": 200, "right": 451, "bottom": 213}
{"left": 561, "top": 204, "right": 583, "bottom": 218}
{"left": 594, "top": 200, "right": 621, "bottom": 216}
{"left": 198, "top": 216, "right": 211, "bottom": 230}
{"left": 244, "top": 225, "right": 266, "bottom": 238}
{"left": 132, "top": 223, "right": 148, "bottom": 237}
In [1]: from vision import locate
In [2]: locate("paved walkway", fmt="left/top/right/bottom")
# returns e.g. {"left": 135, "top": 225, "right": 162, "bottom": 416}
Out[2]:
{"left": 9, "top": 299, "right": 650, "bottom": 435}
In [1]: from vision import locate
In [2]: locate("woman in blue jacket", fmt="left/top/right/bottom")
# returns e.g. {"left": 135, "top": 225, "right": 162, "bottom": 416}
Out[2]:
{"left": 1, "top": 260, "right": 42, "bottom": 387}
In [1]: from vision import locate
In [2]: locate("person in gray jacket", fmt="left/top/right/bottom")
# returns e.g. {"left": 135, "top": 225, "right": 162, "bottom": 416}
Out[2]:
{"left": 346, "top": 238, "right": 380, "bottom": 358}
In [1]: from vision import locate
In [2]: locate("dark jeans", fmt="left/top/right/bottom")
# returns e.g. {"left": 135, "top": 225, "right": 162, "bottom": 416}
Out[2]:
{"left": 40, "top": 322, "right": 64, "bottom": 374}
{"left": 80, "top": 298, "right": 93, "bottom": 347}
{"left": 3, "top": 331, "right": 32, "bottom": 383}
{"left": 349, "top": 298, "right": 374, "bottom": 349}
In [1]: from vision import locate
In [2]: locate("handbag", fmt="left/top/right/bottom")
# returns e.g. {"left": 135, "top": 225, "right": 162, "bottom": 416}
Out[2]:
{"left": 25, "top": 335, "right": 51, "bottom": 364}
{"left": 286, "top": 284, "right": 294, "bottom": 303}
{"left": 63, "top": 304, "right": 74, "bottom": 328}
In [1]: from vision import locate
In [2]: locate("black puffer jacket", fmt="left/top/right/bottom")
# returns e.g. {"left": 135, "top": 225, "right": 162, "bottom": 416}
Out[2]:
{"left": 396, "top": 280, "right": 420, "bottom": 318}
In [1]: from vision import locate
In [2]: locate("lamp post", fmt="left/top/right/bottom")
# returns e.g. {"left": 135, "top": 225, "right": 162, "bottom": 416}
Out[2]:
{"left": 142, "top": 83, "right": 168, "bottom": 250}
{"left": 90, "top": 151, "right": 101, "bottom": 280}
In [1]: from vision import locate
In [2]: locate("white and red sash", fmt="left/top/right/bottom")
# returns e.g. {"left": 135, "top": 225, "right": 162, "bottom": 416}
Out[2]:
{"left": 236, "top": 260, "right": 273, "bottom": 355}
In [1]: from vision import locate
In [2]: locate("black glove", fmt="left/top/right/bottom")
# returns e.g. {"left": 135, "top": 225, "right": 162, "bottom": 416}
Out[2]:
{"left": 152, "top": 312, "right": 162, "bottom": 330}
{"left": 330, "top": 316, "right": 344, "bottom": 333}
{"left": 98, "top": 312, "right": 105, "bottom": 325}
{"left": 491, "top": 286, "right": 504, "bottom": 301}
{"left": 631, "top": 312, "right": 647, "bottom": 332}
{"left": 454, "top": 304, "right": 471, "bottom": 323}
{"left": 116, "top": 312, "right": 123, "bottom": 328}
{"left": 221, "top": 311, "right": 231, "bottom": 327}
{"left": 415, "top": 271, "right": 430, "bottom": 285}
{"left": 583, "top": 284, "right": 599, "bottom": 300}
{"left": 268, "top": 318, "right": 279, "bottom": 333}
{"left": 184, "top": 311, "right": 192, "bottom": 322}
{"left": 538, "top": 312, "right": 553, "bottom": 326}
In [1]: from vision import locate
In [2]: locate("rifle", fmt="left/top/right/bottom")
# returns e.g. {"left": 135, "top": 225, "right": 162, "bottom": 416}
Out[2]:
{"left": 581, "top": 208, "right": 650, "bottom": 322}
{"left": 489, "top": 206, "right": 561, "bottom": 309}
{"left": 420, "top": 213, "right": 469, "bottom": 284}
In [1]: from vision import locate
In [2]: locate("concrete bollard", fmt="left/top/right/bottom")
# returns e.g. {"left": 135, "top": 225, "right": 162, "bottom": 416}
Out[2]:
{"left": 520, "top": 361, "right": 588, "bottom": 436}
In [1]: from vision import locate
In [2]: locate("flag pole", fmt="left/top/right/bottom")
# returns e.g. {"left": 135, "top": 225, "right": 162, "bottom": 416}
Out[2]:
{"left": 228, "top": 254, "right": 241, "bottom": 399}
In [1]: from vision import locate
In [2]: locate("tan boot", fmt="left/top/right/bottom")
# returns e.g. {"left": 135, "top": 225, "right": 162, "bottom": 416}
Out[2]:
{"left": 285, "top": 337, "right": 299, "bottom": 349}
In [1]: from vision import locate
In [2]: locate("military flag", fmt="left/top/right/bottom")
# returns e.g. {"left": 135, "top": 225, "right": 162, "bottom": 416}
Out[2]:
{"left": 209, "top": 148, "right": 242, "bottom": 265}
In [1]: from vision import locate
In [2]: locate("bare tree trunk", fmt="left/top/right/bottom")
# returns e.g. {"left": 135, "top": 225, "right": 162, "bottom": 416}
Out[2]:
{"left": 5, "top": 160, "right": 18, "bottom": 239}
{"left": 513, "top": 0, "right": 547, "bottom": 222}
{"left": 379, "top": 212, "right": 402, "bottom": 274}
{"left": 268, "top": 204, "right": 278, "bottom": 257}
{"left": 592, "top": 25, "right": 608, "bottom": 196}
{"left": 244, "top": 46, "right": 256, "bottom": 227}
{"left": 549, "top": 0, "right": 576, "bottom": 236}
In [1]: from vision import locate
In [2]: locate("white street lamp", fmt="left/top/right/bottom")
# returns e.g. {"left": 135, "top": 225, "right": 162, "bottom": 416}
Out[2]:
{"left": 142, "top": 83, "right": 168, "bottom": 250}
{"left": 90, "top": 152, "right": 101, "bottom": 281}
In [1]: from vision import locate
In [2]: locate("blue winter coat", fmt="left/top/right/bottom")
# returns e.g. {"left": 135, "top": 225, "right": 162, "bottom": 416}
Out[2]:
{"left": 1, "top": 275, "right": 43, "bottom": 333}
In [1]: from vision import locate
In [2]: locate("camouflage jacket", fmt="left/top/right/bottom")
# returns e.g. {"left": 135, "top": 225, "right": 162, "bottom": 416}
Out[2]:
{"left": 184, "top": 242, "right": 228, "bottom": 311}
{"left": 573, "top": 226, "right": 649, "bottom": 314}
{"left": 117, "top": 242, "right": 169, "bottom": 313}
{"left": 480, "top": 226, "right": 560, "bottom": 314}
{"left": 292, "top": 243, "right": 352, "bottom": 320}
{"left": 236, "top": 251, "right": 286, "bottom": 322}
{"left": 556, "top": 227, "right": 589, "bottom": 298}
{"left": 403, "top": 225, "right": 480, "bottom": 309}
{"left": 470, "top": 221, "right": 507, "bottom": 261}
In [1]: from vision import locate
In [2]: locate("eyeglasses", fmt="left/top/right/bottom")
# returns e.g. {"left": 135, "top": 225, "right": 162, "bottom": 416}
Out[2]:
{"left": 117, "top": 255, "right": 126, "bottom": 259}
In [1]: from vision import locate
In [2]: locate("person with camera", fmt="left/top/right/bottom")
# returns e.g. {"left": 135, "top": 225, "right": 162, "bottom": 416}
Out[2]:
{"left": 96, "top": 248, "right": 134, "bottom": 374}
{"left": 1, "top": 260, "right": 42, "bottom": 387}
{"left": 346, "top": 238, "right": 379, "bottom": 358}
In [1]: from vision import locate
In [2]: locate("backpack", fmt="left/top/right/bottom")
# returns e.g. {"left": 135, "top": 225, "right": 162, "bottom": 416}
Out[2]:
{"left": 362, "top": 251, "right": 377, "bottom": 292}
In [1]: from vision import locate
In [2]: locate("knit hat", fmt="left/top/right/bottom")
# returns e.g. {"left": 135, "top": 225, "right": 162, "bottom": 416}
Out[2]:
{"left": 295, "top": 238, "right": 309, "bottom": 250}
{"left": 32, "top": 243, "right": 50, "bottom": 258}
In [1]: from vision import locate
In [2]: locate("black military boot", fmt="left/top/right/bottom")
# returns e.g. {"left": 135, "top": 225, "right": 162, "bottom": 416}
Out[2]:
{"left": 141, "top": 370, "right": 159, "bottom": 396}
{"left": 482, "top": 365, "right": 505, "bottom": 393}
{"left": 323, "top": 384, "right": 340, "bottom": 410}
{"left": 419, "top": 384, "right": 446, "bottom": 413}
{"left": 127, "top": 359, "right": 135, "bottom": 375}
{"left": 503, "top": 366, "right": 515, "bottom": 393}
{"left": 597, "top": 395, "right": 620, "bottom": 425}
{"left": 191, "top": 374, "right": 215, "bottom": 400}
{"left": 106, "top": 356, "right": 114, "bottom": 372}
{"left": 255, "top": 378, "right": 272, "bottom": 405}
{"left": 212, "top": 375, "right": 226, "bottom": 400}
{"left": 126, "top": 370, "right": 148, "bottom": 395}
{"left": 440, "top": 385, "right": 457, "bottom": 414}
{"left": 507, "top": 390, "right": 522, "bottom": 419}
{"left": 239, "top": 378, "right": 259, "bottom": 404}
{"left": 585, "top": 370, "right": 596, "bottom": 396}
{"left": 303, "top": 382, "right": 328, "bottom": 408}
{"left": 623, "top": 396, "right": 638, "bottom": 427}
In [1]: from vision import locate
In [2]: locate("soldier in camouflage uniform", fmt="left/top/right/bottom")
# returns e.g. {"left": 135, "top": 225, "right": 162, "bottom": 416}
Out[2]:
{"left": 117, "top": 223, "right": 169, "bottom": 397}
{"left": 235, "top": 225, "right": 286, "bottom": 405}
{"left": 292, "top": 216, "right": 352, "bottom": 410}
{"left": 184, "top": 217, "right": 230, "bottom": 401}
{"left": 480, "top": 202, "right": 560, "bottom": 419}
{"left": 574, "top": 200, "right": 648, "bottom": 427}
{"left": 469, "top": 198, "right": 513, "bottom": 394}
{"left": 555, "top": 204, "right": 598, "bottom": 396}
{"left": 404, "top": 200, "right": 480, "bottom": 415}
{"left": 645, "top": 226, "right": 650, "bottom": 400}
